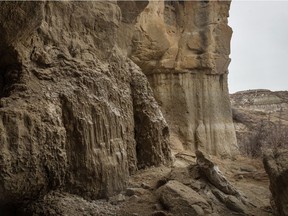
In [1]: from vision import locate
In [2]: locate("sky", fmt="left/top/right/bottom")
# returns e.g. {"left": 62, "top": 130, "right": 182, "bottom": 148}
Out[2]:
{"left": 228, "top": 1, "right": 288, "bottom": 93}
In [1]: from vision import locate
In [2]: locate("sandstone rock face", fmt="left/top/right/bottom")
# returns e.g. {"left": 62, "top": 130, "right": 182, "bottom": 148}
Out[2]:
{"left": 0, "top": 1, "right": 171, "bottom": 205}
{"left": 156, "top": 151, "right": 251, "bottom": 215}
{"left": 0, "top": 0, "right": 237, "bottom": 211}
{"left": 230, "top": 89, "right": 288, "bottom": 156}
{"left": 20, "top": 191, "right": 119, "bottom": 216}
{"left": 263, "top": 150, "right": 288, "bottom": 216}
{"left": 121, "top": 1, "right": 238, "bottom": 156}
{"left": 231, "top": 89, "right": 288, "bottom": 114}
{"left": 157, "top": 180, "right": 212, "bottom": 216}
{"left": 196, "top": 151, "right": 240, "bottom": 196}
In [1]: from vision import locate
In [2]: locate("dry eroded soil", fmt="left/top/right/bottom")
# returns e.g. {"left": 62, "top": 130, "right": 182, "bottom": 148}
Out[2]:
{"left": 115, "top": 151, "right": 272, "bottom": 216}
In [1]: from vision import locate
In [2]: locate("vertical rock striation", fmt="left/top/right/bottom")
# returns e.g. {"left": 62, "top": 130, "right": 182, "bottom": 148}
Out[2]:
{"left": 0, "top": 0, "right": 237, "bottom": 210}
{"left": 125, "top": 1, "right": 238, "bottom": 156}
{"left": 0, "top": 1, "right": 171, "bottom": 206}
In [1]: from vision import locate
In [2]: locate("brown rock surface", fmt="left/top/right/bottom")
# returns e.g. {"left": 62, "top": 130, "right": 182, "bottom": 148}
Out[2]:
{"left": 231, "top": 90, "right": 288, "bottom": 129}
{"left": 230, "top": 89, "right": 288, "bottom": 156}
{"left": 116, "top": 151, "right": 272, "bottom": 216}
{"left": 0, "top": 1, "right": 171, "bottom": 207}
{"left": 263, "top": 149, "right": 288, "bottom": 216}
{"left": 196, "top": 150, "right": 240, "bottom": 196}
{"left": 156, "top": 180, "right": 212, "bottom": 216}
{"left": 119, "top": 0, "right": 238, "bottom": 157}
{"left": 0, "top": 0, "right": 241, "bottom": 214}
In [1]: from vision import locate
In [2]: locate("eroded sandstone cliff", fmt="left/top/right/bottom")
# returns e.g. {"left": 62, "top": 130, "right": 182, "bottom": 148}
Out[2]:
{"left": 0, "top": 0, "right": 237, "bottom": 211}
{"left": 231, "top": 89, "right": 288, "bottom": 156}
{"left": 118, "top": 0, "right": 238, "bottom": 156}
{"left": 0, "top": 1, "right": 171, "bottom": 205}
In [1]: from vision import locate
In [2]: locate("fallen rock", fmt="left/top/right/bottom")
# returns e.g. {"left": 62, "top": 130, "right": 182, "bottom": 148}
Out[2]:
{"left": 128, "top": 195, "right": 140, "bottom": 202}
{"left": 167, "top": 166, "right": 192, "bottom": 185}
{"left": 164, "top": 166, "right": 202, "bottom": 191}
{"left": 141, "top": 183, "right": 151, "bottom": 190}
{"left": 225, "top": 195, "right": 247, "bottom": 213}
{"left": 125, "top": 188, "right": 137, "bottom": 197}
{"left": 196, "top": 150, "right": 252, "bottom": 215}
{"left": 156, "top": 180, "right": 211, "bottom": 216}
{"left": 263, "top": 149, "right": 288, "bottom": 216}
{"left": 240, "top": 165, "right": 257, "bottom": 173}
{"left": 196, "top": 150, "right": 240, "bottom": 197}
{"left": 109, "top": 194, "right": 126, "bottom": 205}
{"left": 153, "top": 203, "right": 163, "bottom": 211}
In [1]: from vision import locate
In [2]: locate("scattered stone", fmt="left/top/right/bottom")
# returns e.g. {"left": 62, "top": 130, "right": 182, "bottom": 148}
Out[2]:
{"left": 189, "top": 180, "right": 202, "bottom": 191}
{"left": 125, "top": 187, "right": 150, "bottom": 198}
{"left": 196, "top": 150, "right": 240, "bottom": 197}
{"left": 156, "top": 178, "right": 169, "bottom": 189}
{"left": 125, "top": 188, "right": 136, "bottom": 196}
{"left": 153, "top": 203, "right": 163, "bottom": 211}
{"left": 240, "top": 165, "right": 257, "bottom": 172}
{"left": 168, "top": 166, "right": 192, "bottom": 185}
{"left": 191, "top": 204, "right": 205, "bottom": 215}
{"left": 21, "top": 191, "right": 119, "bottom": 216}
{"left": 128, "top": 195, "right": 140, "bottom": 202}
{"left": 141, "top": 183, "right": 151, "bottom": 190}
{"left": 237, "top": 175, "right": 244, "bottom": 180}
{"left": 109, "top": 194, "right": 126, "bottom": 205}
{"left": 188, "top": 164, "right": 202, "bottom": 180}
{"left": 156, "top": 180, "right": 211, "bottom": 216}
{"left": 212, "top": 189, "right": 247, "bottom": 214}
{"left": 225, "top": 195, "right": 247, "bottom": 213}
{"left": 212, "top": 189, "right": 226, "bottom": 203}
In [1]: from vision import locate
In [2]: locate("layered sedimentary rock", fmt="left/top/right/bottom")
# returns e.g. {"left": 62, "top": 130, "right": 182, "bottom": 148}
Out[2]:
{"left": 230, "top": 90, "right": 288, "bottom": 155}
{"left": 119, "top": 1, "right": 238, "bottom": 156}
{"left": 0, "top": 0, "right": 237, "bottom": 211}
{"left": 0, "top": 1, "right": 171, "bottom": 205}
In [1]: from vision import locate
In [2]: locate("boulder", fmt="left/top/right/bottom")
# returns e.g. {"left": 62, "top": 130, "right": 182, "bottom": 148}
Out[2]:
{"left": 263, "top": 149, "right": 288, "bottom": 216}
{"left": 196, "top": 151, "right": 240, "bottom": 196}
{"left": 156, "top": 180, "right": 211, "bottom": 216}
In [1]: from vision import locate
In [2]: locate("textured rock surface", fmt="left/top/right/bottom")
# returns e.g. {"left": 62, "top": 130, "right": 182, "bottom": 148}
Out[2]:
{"left": 0, "top": 0, "right": 239, "bottom": 213}
{"left": 230, "top": 89, "right": 288, "bottom": 155}
{"left": 231, "top": 89, "right": 288, "bottom": 115}
{"left": 196, "top": 150, "right": 240, "bottom": 196}
{"left": 263, "top": 150, "right": 288, "bottom": 216}
{"left": 157, "top": 180, "right": 212, "bottom": 216}
{"left": 20, "top": 191, "right": 119, "bottom": 216}
{"left": 231, "top": 90, "right": 288, "bottom": 132}
{"left": 0, "top": 1, "right": 171, "bottom": 206}
{"left": 124, "top": 0, "right": 238, "bottom": 156}
{"left": 195, "top": 151, "right": 249, "bottom": 213}
{"left": 154, "top": 152, "right": 255, "bottom": 215}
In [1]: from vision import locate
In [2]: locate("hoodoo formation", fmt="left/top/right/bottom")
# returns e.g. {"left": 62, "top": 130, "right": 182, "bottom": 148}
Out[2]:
{"left": 0, "top": 1, "right": 246, "bottom": 215}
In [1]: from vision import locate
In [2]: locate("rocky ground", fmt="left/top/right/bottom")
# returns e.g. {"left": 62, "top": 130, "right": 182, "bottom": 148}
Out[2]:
{"left": 14, "top": 149, "right": 272, "bottom": 216}
{"left": 1, "top": 2, "right": 284, "bottom": 215}
{"left": 7, "top": 90, "right": 287, "bottom": 215}
{"left": 114, "top": 150, "right": 272, "bottom": 216}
